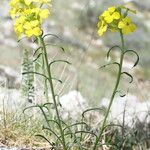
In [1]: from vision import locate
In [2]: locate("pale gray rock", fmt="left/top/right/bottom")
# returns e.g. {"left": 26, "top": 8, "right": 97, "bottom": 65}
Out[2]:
{"left": 100, "top": 94, "right": 150, "bottom": 127}
{"left": 0, "top": 66, "right": 21, "bottom": 89}
{"left": 59, "top": 90, "right": 88, "bottom": 120}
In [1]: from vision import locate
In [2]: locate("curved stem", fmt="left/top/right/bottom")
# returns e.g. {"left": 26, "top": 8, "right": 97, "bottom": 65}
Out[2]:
{"left": 38, "top": 35, "right": 67, "bottom": 150}
{"left": 92, "top": 30, "right": 125, "bottom": 150}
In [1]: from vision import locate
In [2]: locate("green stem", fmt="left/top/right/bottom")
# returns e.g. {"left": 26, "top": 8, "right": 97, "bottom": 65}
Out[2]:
{"left": 39, "top": 35, "right": 67, "bottom": 150}
{"left": 37, "top": 38, "right": 49, "bottom": 102}
{"left": 92, "top": 30, "right": 125, "bottom": 150}
{"left": 42, "top": 54, "right": 49, "bottom": 102}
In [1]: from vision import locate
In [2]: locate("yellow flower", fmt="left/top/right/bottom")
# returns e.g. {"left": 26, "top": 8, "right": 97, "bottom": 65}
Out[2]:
{"left": 10, "top": 8, "right": 19, "bottom": 18}
{"left": 108, "top": 6, "right": 116, "bottom": 12}
{"left": 13, "top": 16, "right": 26, "bottom": 36}
{"left": 24, "top": 0, "right": 32, "bottom": 5}
{"left": 10, "top": 0, "right": 19, "bottom": 6}
{"left": 9, "top": 0, "right": 51, "bottom": 37}
{"left": 97, "top": 20, "right": 108, "bottom": 36}
{"left": 118, "top": 17, "right": 136, "bottom": 34}
{"left": 23, "top": 20, "right": 39, "bottom": 29}
{"left": 102, "top": 6, "right": 120, "bottom": 23}
{"left": 39, "top": 9, "right": 50, "bottom": 19}
{"left": 25, "top": 27, "right": 42, "bottom": 37}
{"left": 97, "top": 6, "right": 136, "bottom": 36}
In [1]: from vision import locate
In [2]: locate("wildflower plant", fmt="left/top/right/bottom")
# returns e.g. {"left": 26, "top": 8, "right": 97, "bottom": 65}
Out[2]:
{"left": 92, "top": 5, "right": 139, "bottom": 150}
{"left": 10, "top": 0, "right": 70, "bottom": 149}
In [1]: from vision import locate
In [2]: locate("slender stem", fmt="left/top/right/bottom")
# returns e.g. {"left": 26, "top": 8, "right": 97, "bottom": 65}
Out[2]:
{"left": 92, "top": 30, "right": 125, "bottom": 150}
{"left": 39, "top": 35, "right": 67, "bottom": 150}
{"left": 37, "top": 38, "right": 49, "bottom": 102}
{"left": 42, "top": 53, "right": 49, "bottom": 102}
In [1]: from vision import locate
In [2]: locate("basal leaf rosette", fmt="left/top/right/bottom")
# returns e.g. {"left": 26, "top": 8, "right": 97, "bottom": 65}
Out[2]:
{"left": 97, "top": 6, "right": 136, "bottom": 36}
{"left": 9, "top": 0, "right": 51, "bottom": 37}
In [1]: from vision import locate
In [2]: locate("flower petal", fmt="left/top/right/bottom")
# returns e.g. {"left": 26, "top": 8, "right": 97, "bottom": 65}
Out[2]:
{"left": 112, "top": 12, "right": 120, "bottom": 19}
{"left": 108, "top": 6, "right": 116, "bottom": 12}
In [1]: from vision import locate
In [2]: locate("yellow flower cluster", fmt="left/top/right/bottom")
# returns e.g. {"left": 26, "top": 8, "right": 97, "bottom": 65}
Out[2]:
{"left": 97, "top": 6, "right": 136, "bottom": 36}
{"left": 9, "top": 0, "right": 51, "bottom": 37}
